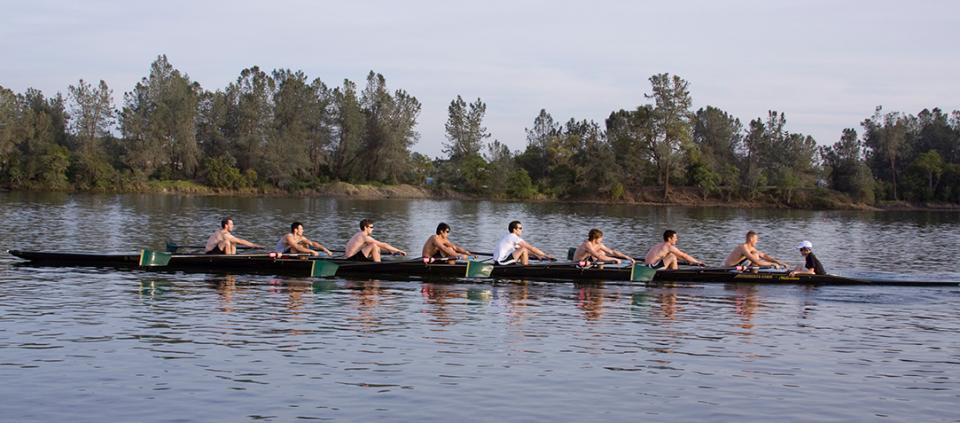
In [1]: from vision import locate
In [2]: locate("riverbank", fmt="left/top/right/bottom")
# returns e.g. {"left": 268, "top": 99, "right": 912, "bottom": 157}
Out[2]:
{"left": 4, "top": 181, "right": 958, "bottom": 211}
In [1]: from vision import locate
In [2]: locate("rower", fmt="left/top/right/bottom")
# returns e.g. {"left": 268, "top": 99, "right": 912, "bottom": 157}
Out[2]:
{"left": 723, "top": 231, "right": 786, "bottom": 269}
{"left": 573, "top": 228, "right": 634, "bottom": 265}
{"left": 204, "top": 216, "right": 263, "bottom": 255}
{"left": 343, "top": 218, "right": 406, "bottom": 262}
{"left": 788, "top": 240, "right": 826, "bottom": 276}
{"left": 493, "top": 220, "right": 554, "bottom": 265}
{"left": 422, "top": 222, "right": 471, "bottom": 262}
{"left": 643, "top": 230, "right": 704, "bottom": 270}
{"left": 276, "top": 221, "right": 332, "bottom": 257}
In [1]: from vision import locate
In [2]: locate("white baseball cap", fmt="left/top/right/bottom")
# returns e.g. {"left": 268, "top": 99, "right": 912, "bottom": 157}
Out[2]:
{"left": 796, "top": 240, "right": 813, "bottom": 250}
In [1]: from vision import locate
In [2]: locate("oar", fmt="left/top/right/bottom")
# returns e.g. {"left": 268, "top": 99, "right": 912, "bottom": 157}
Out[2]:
{"left": 420, "top": 256, "right": 494, "bottom": 278}
{"left": 139, "top": 249, "right": 172, "bottom": 266}
{"left": 165, "top": 241, "right": 262, "bottom": 253}
{"left": 166, "top": 241, "right": 344, "bottom": 255}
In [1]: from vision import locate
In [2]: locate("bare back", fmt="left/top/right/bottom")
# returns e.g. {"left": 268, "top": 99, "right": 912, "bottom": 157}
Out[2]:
{"left": 644, "top": 242, "right": 670, "bottom": 265}
{"left": 344, "top": 231, "right": 370, "bottom": 257}
{"left": 723, "top": 243, "right": 753, "bottom": 267}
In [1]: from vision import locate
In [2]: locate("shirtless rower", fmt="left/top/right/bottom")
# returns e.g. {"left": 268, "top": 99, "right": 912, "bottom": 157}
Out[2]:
{"left": 493, "top": 220, "right": 554, "bottom": 265}
{"left": 422, "top": 222, "right": 471, "bottom": 262}
{"left": 573, "top": 228, "right": 635, "bottom": 265}
{"left": 276, "top": 221, "right": 333, "bottom": 257}
{"left": 343, "top": 219, "right": 406, "bottom": 262}
{"left": 723, "top": 231, "right": 786, "bottom": 269}
{"left": 204, "top": 216, "right": 263, "bottom": 255}
{"left": 643, "top": 230, "right": 704, "bottom": 270}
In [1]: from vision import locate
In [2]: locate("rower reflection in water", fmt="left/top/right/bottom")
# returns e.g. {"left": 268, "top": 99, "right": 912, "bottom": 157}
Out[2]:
{"left": 344, "top": 219, "right": 406, "bottom": 262}
{"left": 575, "top": 284, "right": 606, "bottom": 321}
{"left": 723, "top": 231, "right": 787, "bottom": 269}
{"left": 205, "top": 216, "right": 263, "bottom": 255}
{"left": 789, "top": 240, "right": 826, "bottom": 276}
{"left": 493, "top": 220, "right": 554, "bottom": 265}
{"left": 421, "top": 222, "right": 471, "bottom": 263}
{"left": 573, "top": 229, "right": 635, "bottom": 265}
{"left": 643, "top": 230, "right": 705, "bottom": 270}
{"left": 275, "top": 222, "right": 332, "bottom": 256}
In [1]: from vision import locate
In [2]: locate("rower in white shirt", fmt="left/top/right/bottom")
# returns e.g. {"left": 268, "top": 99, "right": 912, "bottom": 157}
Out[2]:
{"left": 493, "top": 220, "right": 554, "bottom": 265}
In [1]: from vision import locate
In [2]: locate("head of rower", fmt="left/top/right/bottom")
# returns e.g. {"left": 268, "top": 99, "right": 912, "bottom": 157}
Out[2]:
{"left": 509, "top": 220, "right": 522, "bottom": 235}
{"left": 291, "top": 221, "right": 304, "bottom": 236}
{"left": 588, "top": 228, "right": 603, "bottom": 244}
{"left": 664, "top": 229, "right": 678, "bottom": 245}
{"left": 745, "top": 230, "right": 758, "bottom": 247}
{"left": 437, "top": 222, "right": 451, "bottom": 240}
{"left": 222, "top": 217, "right": 235, "bottom": 233}
{"left": 360, "top": 218, "right": 374, "bottom": 235}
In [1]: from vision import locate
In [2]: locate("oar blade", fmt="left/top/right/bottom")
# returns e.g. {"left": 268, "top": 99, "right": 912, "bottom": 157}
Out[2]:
{"left": 139, "top": 249, "right": 172, "bottom": 267}
{"left": 465, "top": 260, "right": 494, "bottom": 278}
{"left": 310, "top": 260, "right": 339, "bottom": 277}
{"left": 629, "top": 263, "right": 657, "bottom": 282}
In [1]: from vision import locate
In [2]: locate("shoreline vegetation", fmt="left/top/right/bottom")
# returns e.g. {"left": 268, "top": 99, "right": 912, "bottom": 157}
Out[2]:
{"left": 2, "top": 55, "right": 958, "bottom": 210}
{"left": 5, "top": 182, "right": 958, "bottom": 211}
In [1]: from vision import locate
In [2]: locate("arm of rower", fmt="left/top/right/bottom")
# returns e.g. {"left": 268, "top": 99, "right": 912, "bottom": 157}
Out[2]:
{"left": 592, "top": 245, "right": 619, "bottom": 263}
{"left": 669, "top": 245, "right": 701, "bottom": 265}
{"left": 744, "top": 250, "right": 775, "bottom": 267}
{"left": 438, "top": 241, "right": 460, "bottom": 258}
{"left": 604, "top": 246, "right": 634, "bottom": 263}
{"left": 301, "top": 237, "right": 331, "bottom": 255}
{"left": 759, "top": 252, "right": 785, "bottom": 267}
{"left": 374, "top": 239, "right": 406, "bottom": 255}
{"left": 233, "top": 236, "right": 261, "bottom": 249}
{"left": 519, "top": 240, "right": 552, "bottom": 259}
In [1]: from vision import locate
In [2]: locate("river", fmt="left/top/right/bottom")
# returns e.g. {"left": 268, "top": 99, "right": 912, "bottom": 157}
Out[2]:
{"left": 1, "top": 192, "right": 958, "bottom": 421}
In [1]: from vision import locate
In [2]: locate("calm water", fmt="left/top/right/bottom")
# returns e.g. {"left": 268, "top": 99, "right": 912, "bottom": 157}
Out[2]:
{"left": 1, "top": 192, "right": 959, "bottom": 422}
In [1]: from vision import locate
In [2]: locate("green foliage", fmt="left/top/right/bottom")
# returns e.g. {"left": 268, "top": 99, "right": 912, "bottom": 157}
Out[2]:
{"left": 4, "top": 62, "right": 960, "bottom": 208}
{"left": 120, "top": 55, "right": 200, "bottom": 179}
{"left": 506, "top": 168, "right": 537, "bottom": 199}
{"left": 202, "top": 154, "right": 248, "bottom": 189}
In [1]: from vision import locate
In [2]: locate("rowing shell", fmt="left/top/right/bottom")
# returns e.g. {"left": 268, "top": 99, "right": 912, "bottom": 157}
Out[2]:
{"left": 9, "top": 249, "right": 960, "bottom": 286}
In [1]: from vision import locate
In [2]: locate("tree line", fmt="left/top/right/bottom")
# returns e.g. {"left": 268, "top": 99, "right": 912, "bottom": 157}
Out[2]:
{"left": 1, "top": 55, "right": 958, "bottom": 205}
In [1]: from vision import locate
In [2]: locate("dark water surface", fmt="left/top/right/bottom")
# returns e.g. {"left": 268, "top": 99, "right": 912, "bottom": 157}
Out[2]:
{"left": 1, "top": 192, "right": 959, "bottom": 422}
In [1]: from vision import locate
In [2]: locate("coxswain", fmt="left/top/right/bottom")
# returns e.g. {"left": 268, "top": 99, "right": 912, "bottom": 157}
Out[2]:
{"left": 573, "top": 228, "right": 634, "bottom": 265}
{"left": 493, "top": 220, "right": 554, "bottom": 265}
{"left": 276, "top": 222, "right": 332, "bottom": 257}
{"left": 204, "top": 216, "right": 263, "bottom": 255}
{"left": 343, "top": 219, "right": 406, "bottom": 262}
{"left": 643, "top": 230, "right": 704, "bottom": 270}
{"left": 422, "top": 222, "right": 471, "bottom": 262}
{"left": 723, "top": 231, "right": 787, "bottom": 269}
{"left": 788, "top": 240, "right": 826, "bottom": 276}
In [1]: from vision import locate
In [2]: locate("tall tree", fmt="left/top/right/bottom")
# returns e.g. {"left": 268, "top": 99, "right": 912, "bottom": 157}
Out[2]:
{"left": 12, "top": 89, "right": 70, "bottom": 188}
{"left": 443, "top": 95, "right": 490, "bottom": 160}
{"left": 359, "top": 71, "right": 420, "bottom": 183}
{"left": 0, "top": 86, "right": 18, "bottom": 181}
{"left": 645, "top": 73, "right": 693, "bottom": 197}
{"left": 820, "top": 128, "right": 874, "bottom": 202}
{"left": 67, "top": 79, "right": 116, "bottom": 189}
{"left": 330, "top": 79, "right": 365, "bottom": 181}
{"left": 516, "top": 109, "right": 559, "bottom": 186}
{"left": 119, "top": 55, "right": 200, "bottom": 179}
{"left": 224, "top": 66, "right": 274, "bottom": 176}
{"left": 862, "top": 106, "right": 908, "bottom": 201}
{"left": 689, "top": 106, "right": 743, "bottom": 197}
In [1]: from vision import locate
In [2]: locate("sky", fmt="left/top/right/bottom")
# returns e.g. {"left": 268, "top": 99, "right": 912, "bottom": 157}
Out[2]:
{"left": 2, "top": 0, "right": 958, "bottom": 157}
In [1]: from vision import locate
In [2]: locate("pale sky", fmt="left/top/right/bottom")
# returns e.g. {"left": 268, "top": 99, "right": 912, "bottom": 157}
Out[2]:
{"left": 2, "top": 0, "right": 958, "bottom": 157}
